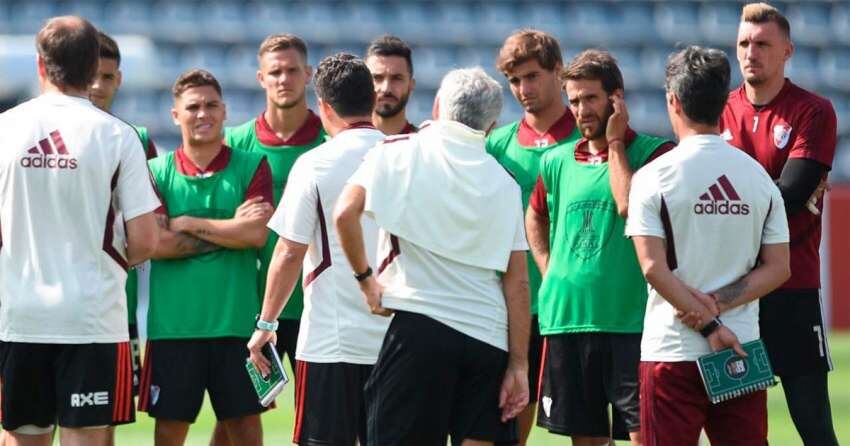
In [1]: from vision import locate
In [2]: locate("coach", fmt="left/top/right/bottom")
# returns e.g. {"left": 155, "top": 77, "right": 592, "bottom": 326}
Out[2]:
{"left": 335, "top": 67, "right": 530, "bottom": 445}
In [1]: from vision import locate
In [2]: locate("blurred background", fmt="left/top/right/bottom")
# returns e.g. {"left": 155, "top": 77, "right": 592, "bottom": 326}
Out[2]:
{"left": 0, "top": 0, "right": 848, "bottom": 330}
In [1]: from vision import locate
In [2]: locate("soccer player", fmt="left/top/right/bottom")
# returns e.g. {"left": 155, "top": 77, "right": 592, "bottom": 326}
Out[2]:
{"left": 719, "top": 4, "right": 839, "bottom": 444}
{"left": 524, "top": 50, "right": 672, "bottom": 446}
{"left": 627, "top": 45, "right": 790, "bottom": 445}
{"left": 247, "top": 53, "right": 388, "bottom": 446}
{"left": 335, "top": 67, "right": 530, "bottom": 445}
{"left": 0, "top": 16, "right": 159, "bottom": 446}
{"left": 139, "top": 69, "right": 273, "bottom": 446}
{"left": 486, "top": 29, "right": 578, "bottom": 443}
{"left": 89, "top": 29, "right": 158, "bottom": 403}
{"left": 365, "top": 35, "right": 417, "bottom": 134}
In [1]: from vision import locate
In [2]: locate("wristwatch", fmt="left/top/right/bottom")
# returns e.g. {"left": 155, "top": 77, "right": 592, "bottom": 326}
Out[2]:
{"left": 354, "top": 266, "right": 373, "bottom": 282}
{"left": 699, "top": 317, "right": 723, "bottom": 338}
{"left": 255, "top": 314, "right": 279, "bottom": 332}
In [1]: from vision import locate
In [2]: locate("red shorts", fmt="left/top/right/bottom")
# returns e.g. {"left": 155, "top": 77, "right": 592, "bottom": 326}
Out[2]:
{"left": 639, "top": 361, "right": 767, "bottom": 446}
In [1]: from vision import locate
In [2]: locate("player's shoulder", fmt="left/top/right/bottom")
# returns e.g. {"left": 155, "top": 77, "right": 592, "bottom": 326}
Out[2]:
{"left": 224, "top": 118, "right": 257, "bottom": 147}
{"left": 786, "top": 82, "right": 835, "bottom": 117}
{"left": 147, "top": 150, "right": 173, "bottom": 173}
{"left": 485, "top": 120, "right": 520, "bottom": 153}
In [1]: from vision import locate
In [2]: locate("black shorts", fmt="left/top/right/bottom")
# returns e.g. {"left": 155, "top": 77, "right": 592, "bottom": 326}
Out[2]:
{"left": 0, "top": 341, "right": 135, "bottom": 430}
{"left": 760, "top": 289, "right": 833, "bottom": 377}
{"left": 529, "top": 315, "right": 543, "bottom": 403}
{"left": 537, "top": 332, "right": 641, "bottom": 440}
{"left": 293, "top": 361, "right": 371, "bottom": 445}
{"left": 275, "top": 318, "right": 300, "bottom": 374}
{"left": 137, "top": 338, "right": 265, "bottom": 422}
{"left": 365, "top": 311, "right": 517, "bottom": 446}
{"left": 129, "top": 323, "right": 141, "bottom": 397}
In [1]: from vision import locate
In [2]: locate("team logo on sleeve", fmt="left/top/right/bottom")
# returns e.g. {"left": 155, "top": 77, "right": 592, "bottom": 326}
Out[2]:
{"left": 19, "top": 130, "right": 78, "bottom": 169}
{"left": 772, "top": 123, "right": 792, "bottom": 150}
{"left": 694, "top": 175, "right": 750, "bottom": 215}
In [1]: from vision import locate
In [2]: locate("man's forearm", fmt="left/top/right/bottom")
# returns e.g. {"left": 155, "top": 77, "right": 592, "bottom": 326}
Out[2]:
{"left": 152, "top": 228, "right": 221, "bottom": 259}
{"left": 178, "top": 216, "right": 269, "bottom": 249}
{"left": 259, "top": 239, "right": 307, "bottom": 322}
{"left": 525, "top": 208, "right": 550, "bottom": 275}
{"left": 608, "top": 142, "right": 633, "bottom": 218}
{"left": 334, "top": 185, "right": 370, "bottom": 274}
{"left": 711, "top": 243, "right": 791, "bottom": 312}
{"left": 503, "top": 251, "right": 530, "bottom": 368}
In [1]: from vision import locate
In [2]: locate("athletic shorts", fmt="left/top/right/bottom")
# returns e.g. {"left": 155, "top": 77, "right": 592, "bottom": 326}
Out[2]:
{"left": 293, "top": 361, "right": 371, "bottom": 445}
{"left": 528, "top": 315, "right": 543, "bottom": 404}
{"left": 365, "top": 311, "right": 517, "bottom": 446}
{"left": 275, "top": 319, "right": 300, "bottom": 375}
{"left": 760, "top": 289, "right": 833, "bottom": 377}
{"left": 129, "top": 323, "right": 141, "bottom": 397}
{"left": 537, "top": 333, "right": 641, "bottom": 439}
{"left": 137, "top": 338, "right": 265, "bottom": 422}
{"left": 640, "top": 361, "right": 767, "bottom": 446}
{"left": 0, "top": 341, "right": 135, "bottom": 431}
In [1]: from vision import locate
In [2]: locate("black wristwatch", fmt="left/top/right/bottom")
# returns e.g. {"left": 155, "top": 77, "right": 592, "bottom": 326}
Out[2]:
{"left": 354, "top": 266, "right": 373, "bottom": 282}
{"left": 700, "top": 317, "right": 723, "bottom": 338}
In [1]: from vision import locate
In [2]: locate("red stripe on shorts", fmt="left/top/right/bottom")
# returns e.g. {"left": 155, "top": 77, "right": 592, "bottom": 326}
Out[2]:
{"left": 292, "top": 361, "right": 308, "bottom": 443}
{"left": 122, "top": 342, "right": 134, "bottom": 421}
{"left": 138, "top": 341, "right": 154, "bottom": 412}
{"left": 113, "top": 343, "right": 125, "bottom": 422}
{"left": 536, "top": 337, "right": 548, "bottom": 403}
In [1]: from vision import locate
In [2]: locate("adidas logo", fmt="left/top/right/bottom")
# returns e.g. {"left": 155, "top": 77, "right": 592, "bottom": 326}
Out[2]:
{"left": 694, "top": 175, "right": 750, "bottom": 215}
{"left": 19, "top": 130, "right": 78, "bottom": 170}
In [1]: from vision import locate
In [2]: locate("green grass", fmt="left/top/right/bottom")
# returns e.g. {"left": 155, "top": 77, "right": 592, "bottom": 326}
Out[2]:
{"left": 105, "top": 331, "right": 847, "bottom": 444}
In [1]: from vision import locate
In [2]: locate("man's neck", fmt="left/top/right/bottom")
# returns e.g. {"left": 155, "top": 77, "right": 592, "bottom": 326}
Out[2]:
{"left": 182, "top": 141, "right": 223, "bottom": 170}
{"left": 587, "top": 136, "right": 608, "bottom": 155}
{"left": 524, "top": 101, "right": 567, "bottom": 135}
{"left": 676, "top": 123, "right": 720, "bottom": 140}
{"left": 743, "top": 75, "right": 786, "bottom": 106}
{"left": 327, "top": 115, "right": 374, "bottom": 137}
{"left": 373, "top": 112, "right": 408, "bottom": 135}
{"left": 41, "top": 82, "right": 89, "bottom": 100}
{"left": 264, "top": 102, "right": 309, "bottom": 141}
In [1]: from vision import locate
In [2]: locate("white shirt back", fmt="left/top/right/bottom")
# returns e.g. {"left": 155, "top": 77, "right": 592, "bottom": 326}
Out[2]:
{"left": 625, "top": 134, "right": 789, "bottom": 361}
{"left": 267, "top": 127, "right": 388, "bottom": 364}
{"left": 0, "top": 93, "right": 160, "bottom": 343}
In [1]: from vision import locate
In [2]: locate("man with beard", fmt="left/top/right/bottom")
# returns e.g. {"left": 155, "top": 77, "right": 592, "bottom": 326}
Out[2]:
{"left": 486, "top": 30, "right": 579, "bottom": 444}
{"left": 719, "top": 4, "right": 838, "bottom": 444}
{"left": 365, "top": 35, "right": 417, "bottom": 135}
{"left": 525, "top": 50, "right": 673, "bottom": 446}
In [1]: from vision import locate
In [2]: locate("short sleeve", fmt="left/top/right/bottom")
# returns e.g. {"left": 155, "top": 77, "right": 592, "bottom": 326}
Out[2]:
{"left": 788, "top": 102, "right": 837, "bottom": 169}
{"left": 348, "top": 148, "right": 379, "bottom": 215}
{"left": 117, "top": 130, "right": 161, "bottom": 220}
{"left": 624, "top": 167, "right": 665, "bottom": 238}
{"left": 244, "top": 158, "right": 274, "bottom": 206}
{"left": 761, "top": 183, "right": 790, "bottom": 245}
{"left": 512, "top": 198, "right": 529, "bottom": 251}
{"left": 529, "top": 175, "right": 549, "bottom": 218}
{"left": 267, "top": 158, "right": 317, "bottom": 244}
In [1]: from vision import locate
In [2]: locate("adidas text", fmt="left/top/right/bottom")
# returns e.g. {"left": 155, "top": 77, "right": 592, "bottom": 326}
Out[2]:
{"left": 20, "top": 154, "right": 78, "bottom": 169}
{"left": 694, "top": 201, "right": 750, "bottom": 215}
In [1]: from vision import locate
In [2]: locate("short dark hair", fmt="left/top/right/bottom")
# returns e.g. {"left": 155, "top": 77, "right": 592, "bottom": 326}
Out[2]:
{"left": 742, "top": 3, "right": 790, "bottom": 39}
{"left": 172, "top": 69, "right": 222, "bottom": 98}
{"left": 562, "top": 49, "right": 624, "bottom": 94}
{"left": 314, "top": 53, "right": 375, "bottom": 118}
{"left": 366, "top": 35, "right": 413, "bottom": 76}
{"left": 258, "top": 33, "right": 308, "bottom": 61}
{"left": 97, "top": 31, "right": 120, "bottom": 66}
{"left": 665, "top": 46, "right": 731, "bottom": 126}
{"left": 36, "top": 16, "right": 99, "bottom": 90}
{"left": 496, "top": 29, "right": 563, "bottom": 73}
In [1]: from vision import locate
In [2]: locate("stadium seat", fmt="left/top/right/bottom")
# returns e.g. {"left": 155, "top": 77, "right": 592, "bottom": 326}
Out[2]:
{"left": 157, "top": 44, "right": 189, "bottom": 86}
{"left": 479, "top": 3, "right": 519, "bottom": 45}
{"left": 64, "top": 1, "right": 104, "bottom": 28}
{"left": 563, "top": 2, "right": 654, "bottom": 46}
{"left": 786, "top": 3, "right": 831, "bottom": 47}
{"left": 0, "top": 36, "right": 39, "bottom": 95}
{"left": 103, "top": 1, "right": 153, "bottom": 35}
{"left": 831, "top": 2, "right": 850, "bottom": 46}
{"left": 609, "top": 47, "right": 644, "bottom": 89}
{"left": 202, "top": 1, "right": 248, "bottom": 44}
{"left": 299, "top": 2, "right": 341, "bottom": 44}
{"left": 338, "top": 1, "right": 390, "bottom": 43}
{"left": 525, "top": 2, "right": 567, "bottom": 39}
{"left": 225, "top": 46, "right": 260, "bottom": 90}
{"left": 394, "top": 2, "right": 434, "bottom": 44}
{"left": 414, "top": 46, "right": 457, "bottom": 88}
{"left": 628, "top": 92, "right": 671, "bottom": 137}
{"left": 244, "top": 1, "right": 292, "bottom": 41}
{"left": 640, "top": 46, "right": 673, "bottom": 90}
{"left": 831, "top": 138, "right": 850, "bottom": 181}
{"left": 832, "top": 94, "right": 850, "bottom": 137}
{"left": 699, "top": 3, "right": 741, "bottom": 46}
{"left": 183, "top": 45, "right": 231, "bottom": 81}
{"left": 654, "top": 2, "right": 701, "bottom": 45}
{"left": 433, "top": 2, "right": 476, "bottom": 44}
{"left": 820, "top": 49, "right": 850, "bottom": 91}
{"left": 12, "top": 0, "right": 56, "bottom": 34}
{"left": 153, "top": 1, "right": 202, "bottom": 43}
{"left": 786, "top": 46, "right": 821, "bottom": 91}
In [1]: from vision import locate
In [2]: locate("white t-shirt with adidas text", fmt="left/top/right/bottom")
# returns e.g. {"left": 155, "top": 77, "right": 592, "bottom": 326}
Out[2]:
{"left": 268, "top": 127, "right": 390, "bottom": 365}
{"left": 625, "top": 134, "right": 789, "bottom": 362}
{"left": 0, "top": 93, "right": 160, "bottom": 343}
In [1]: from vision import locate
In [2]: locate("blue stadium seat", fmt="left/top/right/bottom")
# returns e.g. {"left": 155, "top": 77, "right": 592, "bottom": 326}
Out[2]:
{"left": 786, "top": 46, "right": 821, "bottom": 91}
{"left": 64, "top": 1, "right": 103, "bottom": 28}
{"left": 500, "top": 94, "right": 524, "bottom": 125}
{"left": 103, "top": 1, "right": 153, "bottom": 35}
{"left": 392, "top": 2, "right": 434, "bottom": 44}
{"left": 225, "top": 89, "right": 257, "bottom": 125}
{"left": 433, "top": 2, "right": 476, "bottom": 44}
{"left": 479, "top": 3, "right": 519, "bottom": 45}
{"left": 202, "top": 1, "right": 248, "bottom": 44}
{"left": 831, "top": 138, "right": 850, "bottom": 181}
{"left": 414, "top": 46, "right": 456, "bottom": 88}
{"left": 609, "top": 47, "right": 644, "bottom": 90}
{"left": 244, "top": 1, "right": 292, "bottom": 41}
{"left": 153, "top": 1, "right": 202, "bottom": 43}
{"left": 12, "top": 0, "right": 56, "bottom": 34}
{"left": 525, "top": 2, "right": 566, "bottom": 38}
{"left": 831, "top": 94, "right": 850, "bottom": 137}
{"left": 338, "top": 2, "right": 389, "bottom": 43}
{"left": 157, "top": 45, "right": 189, "bottom": 86}
{"left": 820, "top": 49, "right": 850, "bottom": 91}
{"left": 563, "top": 2, "right": 654, "bottom": 46}
{"left": 0, "top": 36, "right": 39, "bottom": 93}
{"left": 298, "top": 2, "right": 340, "bottom": 44}
{"left": 408, "top": 89, "right": 436, "bottom": 126}
{"left": 786, "top": 3, "right": 831, "bottom": 47}
{"left": 654, "top": 2, "right": 701, "bottom": 45}
{"left": 183, "top": 45, "right": 230, "bottom": 81}
{"left": 628, "top": 92, "right": 671, "bottom": 137}
{"left": 640, "top": 47, "right": 673, "bottom": 90}
{"left": 699, "top": 3, "right": 741, "bottom": 47}
{"left": 831, "top": 2, "right": 850, "bottom": 46}
{"left": 226, "top": 46, "right": 260, "bottom": 90}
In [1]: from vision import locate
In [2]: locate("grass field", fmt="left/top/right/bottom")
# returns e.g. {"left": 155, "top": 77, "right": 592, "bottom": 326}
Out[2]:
{"left": 106, "top": 332, "right": 850, "bottom": 445}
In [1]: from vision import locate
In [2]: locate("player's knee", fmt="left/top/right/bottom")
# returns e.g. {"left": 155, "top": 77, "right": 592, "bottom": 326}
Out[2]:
{"left": 10, "top": 424, "right": 54, "bottom": 435}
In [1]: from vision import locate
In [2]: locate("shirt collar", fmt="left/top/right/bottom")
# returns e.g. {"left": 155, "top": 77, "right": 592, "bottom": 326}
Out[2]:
{"left": 174, "top": 144, "right": 232, "bottom": 177}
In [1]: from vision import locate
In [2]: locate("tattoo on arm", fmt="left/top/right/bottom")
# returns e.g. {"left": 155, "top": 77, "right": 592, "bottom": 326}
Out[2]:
{"left": 175, "top": 233, "right": 220, "bottom": 255}
{"left": 712, "top": 279, "right": 748, "bottom": 305}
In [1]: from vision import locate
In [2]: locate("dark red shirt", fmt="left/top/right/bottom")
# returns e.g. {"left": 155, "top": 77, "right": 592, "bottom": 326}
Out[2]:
{"left": 516, "top": 109, "right": 576, "bottom": 147}
{"left": 399, "top": 121, "right": 418, "bottom": 134}
{"left": 720, "top": 79, "right": 837, "bottom": 290}
{"left": 529, "top": 128, "right": 674, "bottom": 218}
{"left": 255, "top": 110, "right": 323, "bottom": 146}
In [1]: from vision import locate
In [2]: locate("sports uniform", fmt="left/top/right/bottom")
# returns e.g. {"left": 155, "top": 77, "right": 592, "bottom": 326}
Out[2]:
{"left": 720, "top": 80, "right": 836, "bottom": 376}
{"left": 486, "top": 111, "right": 579, "bottom": 405}
{"left": 625, "top": 134, "right": 789, "bottom": 445}
{"left": 350, "top": 120, "right": 528, "bottom": 445}
{"left": 529, "top": 129, "right": 671, "bottom": 439}
{"left": 0, "top": 93, "right": 160, "bottom": 430}
{"left": 138, "top": 146, "right": 273, "bottom": 422}
{"left": 225, "top": 111, "right": 326, "bottom": 371}
{"left": 266, "top": 123, "right": 388, "bottom": 445}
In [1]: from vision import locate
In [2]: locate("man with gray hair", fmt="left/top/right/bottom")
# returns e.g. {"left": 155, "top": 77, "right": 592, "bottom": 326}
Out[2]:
{"left": 626, "top": 46, "right": 790, "bottom": 445}
{"left": 334, "top": 67, "right": 530, "bottom": 445}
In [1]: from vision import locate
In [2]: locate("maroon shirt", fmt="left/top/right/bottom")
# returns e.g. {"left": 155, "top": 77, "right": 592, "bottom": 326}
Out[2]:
{"left": 720, "top": 79, "right": 837, "bottom": 290}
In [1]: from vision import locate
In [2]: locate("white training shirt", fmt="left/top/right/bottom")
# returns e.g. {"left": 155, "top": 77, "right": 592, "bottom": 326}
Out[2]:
{"left": 267, "top": 126, "right": 389, "bottom": 365}
{"left": 348, "top": 121, "right": 529, "bottom": 351}
{"left": 0, "top": 93, "right": 160, "bottom": 343}
{"left": 625, "top": 134, "right": 789, "bottom": 362}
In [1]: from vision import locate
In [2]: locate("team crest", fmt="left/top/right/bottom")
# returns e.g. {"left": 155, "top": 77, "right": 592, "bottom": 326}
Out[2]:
{"left": 773, "top": 123, "right": 792, "bottom": 150}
